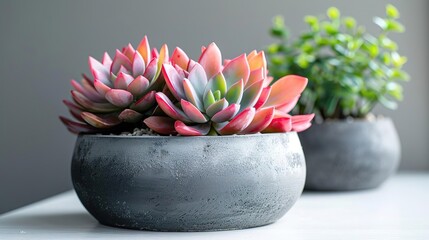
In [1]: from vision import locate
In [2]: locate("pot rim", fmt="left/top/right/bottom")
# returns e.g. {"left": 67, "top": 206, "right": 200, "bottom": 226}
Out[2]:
{"left": 315, "top": 116, "right": 393, "bottom": 124}
{"left": 78, "top": 132, "right": 297, "bottom": 139}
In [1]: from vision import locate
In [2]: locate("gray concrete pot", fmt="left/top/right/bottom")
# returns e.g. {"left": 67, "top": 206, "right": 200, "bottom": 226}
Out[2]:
{"left": 71, "top": 133, "right": 306, "bottom": 231}
{"left": 299, "top": 118, "right": 400, "bottom": 191}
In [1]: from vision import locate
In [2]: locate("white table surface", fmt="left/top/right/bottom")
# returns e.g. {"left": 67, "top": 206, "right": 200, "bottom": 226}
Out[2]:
{"left": 1, "top": 173, "right": 428, "bottom": 240}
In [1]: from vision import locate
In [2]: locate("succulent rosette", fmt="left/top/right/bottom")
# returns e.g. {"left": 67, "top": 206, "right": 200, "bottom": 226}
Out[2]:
{"left": 144, "top": 43, "right": 314, "bottom": 136}
{"left": 60, "top": 36, "right": 169, "bottom": 133}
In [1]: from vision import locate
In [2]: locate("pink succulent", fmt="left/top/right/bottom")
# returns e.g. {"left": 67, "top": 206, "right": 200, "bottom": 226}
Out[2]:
{"left": 144, "top": 43, "right": 314, "bottom": 136}
{"left": 60, "top": 36, "right": 169, "bottom": 133}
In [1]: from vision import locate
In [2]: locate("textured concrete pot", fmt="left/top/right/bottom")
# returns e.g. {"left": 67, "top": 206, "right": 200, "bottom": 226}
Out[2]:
{"left": 299, "top": 118, "right": 400, "bottom": 191}
{"left": 71, "top": 133, "right": 306, "bottom": 231}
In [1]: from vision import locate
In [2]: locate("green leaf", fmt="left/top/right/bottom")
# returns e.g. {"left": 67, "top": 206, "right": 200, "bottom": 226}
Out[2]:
{"left": 361, "top": 89, "right": 378, "bottom": 100}
{"left": 270, "top": 55, "right": 285, "bottom": 65}
{"left": 389, "top": 69, "right": 410, "bottom": 81}
{"left": 386, "top": 4, "right": 400, "bottom": 19}
{"left": 379, "top": 96, "right": 398, "bottom": 109}
{"left": 380, "top": 37, "right": 398, "bottom": 51}
{"left": 334, "top": 44, "right": 348, "bottom": 56}
{"left": 340, "top": 96, "right": 357, "bottom": 110}
{"left": 295, "top": 54, "right": 315, "bottom": 68}
{"left": 273, "top": 15, "right": 285, "bottom": 28}
{"left": 391, "top": 52, "right": 407, "bottom": 67}
{"left": 315, "top": 36, "right": 330, "bottom": 46}
{"left": 304, "top": 15, "right": 318, "bottom": 26}
{"left": 359, "top": 100, "right": 375, "bottom": 116}
{"left": 271, "top": 28, "right": 286, "bottom": 37}
{"left": 213, "top": 90, "right": 221, "bottom": 101}
{"left": 203, "top": 90, "right": 216, "bottom": 110}
{"left": 327, "top": 58, "right": 341, "bottom": 66}
{"left": 344, "top": 17, "right": 356, "bottom": 29}
{"left": 385, "top": 82, "right": 403, "bottom": 100}
{"left": 327, "top": 7, "right": 340, "bottom": 19}
{"left": 374, "top": 17, "right": 388, "bottom": 31}
{"left": 322, "top": 22, "right": 339, "bottom": 35}
{"left": 271, "top": 16, "right": 287, "bottom": 37}
{"left": 301, "top": 42, "right": 314, "bottom": 53}
{"left": 367, "top": 43, "right": 379, "bottom": 57}
{"left": 267, "top": 44, "right": 280, "bottom": 54}
{"left": 386, "top": 19, "right": 405, "bottom": 32}
{"left": 264, "top": 4, "right": 409, "bottom": 120}
{"left": 325, "top": 97, "right": 339, "bottom": 116}
{"left": 347, "top": 38, "right": 363, "bottom": 51}
{"left": 382, "top": 52, "right": 391, "bottom": 65}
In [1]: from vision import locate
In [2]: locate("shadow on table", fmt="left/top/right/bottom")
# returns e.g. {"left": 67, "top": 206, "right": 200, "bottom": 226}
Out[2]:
{"left": 0, "top": 212, "right": 255, "bottom": 236}
{"left": 2, "top": 212, "right": 95, "bottom": 231}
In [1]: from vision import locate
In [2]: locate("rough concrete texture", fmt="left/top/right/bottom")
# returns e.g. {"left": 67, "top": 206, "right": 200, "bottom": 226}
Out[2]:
{"left": 300, "top": 118, "right": 400, "bottom": 191}
{"left": 71, "top": 133, "right": 306, "bottom": 231}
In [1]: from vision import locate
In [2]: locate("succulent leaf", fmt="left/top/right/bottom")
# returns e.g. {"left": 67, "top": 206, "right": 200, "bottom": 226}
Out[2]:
{"left": 123, "top": 43, "right": 136, "bottom": 61}
{"left": 183, "top": 78, "right": 204, "bottom": 111}
{"left": 81, "top": 112, "right": 121, "bottom": 128}
{"left": 130, "top": 90, "right": 156, "bottom": 112}
{"left": 89, "top": 57, "right": 109, "bottom": 83}
{"left": 63, "top": 38, "right": 313, "bottom": 135}
{"left": 203, "top": 90, "right": 216, "bottom": 110}
{"left": 216, "top": 107, "right": 255, "bottom": 135}
{"left": 71, "top": 79, "right": 103, "bottom": 103}
{"left": 174, "top": 121, "right": 211, "bottom": 136}
{"left": 155, "top": 92, "right": 190, "bottom": 122}
{"left": 136, "top": 36, "right": 151, "bottom": 66}
{"left": 223, "top": 54, "right": 250, "bottom": 86}
{"left": 205, "top": 72, "right": 227, "bottom": 98}
{"left": 181, "top": 99, "right": 208, "bottom": 123}
{"left": 241, "top": 107, "right": 275, "bottom": 134}
{"left": 94, "top": 78, "right": 112, "bottom": 96}
{"left": 188, "top": 63, "right": 208, "bottom": 98}
{"left": 105, "top": 89, "right": 133, "bottom": 108}
{"left": 171, "top": 47, "right": 190, "bottom": 70}
{"left": 264, "top": 75, "right": 308, "bottom": 107}
{"left": 254, "top": 87, "right": 271, "bottom": 109}
{"left": 247, "top": 50, "right": 258, "bottom": 60}
{"left": 156, "top": 44, "right": 169, "bottom": 77}
{"left": 114, "top": 72, "right": 134, "bottom": 90}
{"left": 247, "top": 51, "right": 267, "bottom": 73}
{"left": 132, "top": 51, "right": 146, "bottom": 77}
{"left": 211, "top": 103, "right": 240, "bottom": 123}
{"left": 127, "top": 76, "right": 150, "bottom": 97}
{"left": 62, "top": 36, "right": 168, "bottom": 133}
{"left": 291, "top": 114, "right": 315, "bottom": 132}
{"left": 247, "top": 68, "right": 265, "bottom": 88}
{"left": 59, "top": 116, "right": 98, "bottom": 133}
{"left": 225, "top": 79, "right": 244, "bottom": 104}
{"left": 162, "top": 64, "right": 186, "bottom": 101}
{"left": 80, "top": 77, "right": 105, "bottom": 102}
{"left": 240, "top": 80, "right": 264, "bottom": 111}
{"left": 111, "top": 50, "right": 132, "bottom": 75}
{"left": 71, "top": 90, "right": 119, "bottom": 113}
{"left": 63, "top": 100, "right": 84, "bottom": 122}
{"left": 118, "top": 109, "right": 144, "bottom": 123}
{"left": 102, "top": 52, "right": 112, "bottom": 67}
{"left": 144, "top": 116, "right": 176, "bottom": 135}
{"left": 198, "top": 42, "right": 222, "bottom": 79}
{"left": 262, "top": 117, "right": 292, "bottom": 133}
{"left": 144, "top": 57, "right": 158, "bottom": 82}
{"left": 276, "top": 95, "right": 300, "bottom": 113}
{"left": 206, "top": 98, "right": 229, "bottom": 117}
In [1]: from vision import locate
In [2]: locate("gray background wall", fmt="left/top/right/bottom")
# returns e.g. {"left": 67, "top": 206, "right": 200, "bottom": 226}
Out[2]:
{"left": 1, "top": 0, "right": 428, "bottom": 214}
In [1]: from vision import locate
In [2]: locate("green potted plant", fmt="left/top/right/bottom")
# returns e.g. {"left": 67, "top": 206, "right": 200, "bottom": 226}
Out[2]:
{"left": 266, "top": 5, "right": 408, "bottom": 190}
{"left": 60, "top": 36, "right": 314, "bottom": 231}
